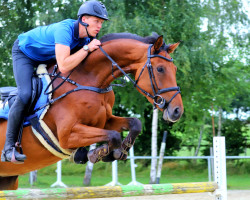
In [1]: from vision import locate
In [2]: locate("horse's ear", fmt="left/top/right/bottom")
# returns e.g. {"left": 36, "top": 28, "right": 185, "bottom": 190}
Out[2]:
{"left": 167, "top": 41, "right": 181, "bottom": 54}
{"left": 152, "top": 35, "right": 164, "bottom": 52}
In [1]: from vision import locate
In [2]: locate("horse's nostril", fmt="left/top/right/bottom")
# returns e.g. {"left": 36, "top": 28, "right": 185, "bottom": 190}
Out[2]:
{"left": 173, "top": 107, "right": 180, "bottom": 117}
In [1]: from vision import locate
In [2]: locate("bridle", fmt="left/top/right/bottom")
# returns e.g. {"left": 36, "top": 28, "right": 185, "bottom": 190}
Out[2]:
{"left": 99, "top": 44, "right": 181, "bottom": 109}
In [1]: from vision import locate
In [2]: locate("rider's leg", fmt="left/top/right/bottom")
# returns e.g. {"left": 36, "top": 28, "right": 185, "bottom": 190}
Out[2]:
{"left": 1, "top": 40, "right": 37, "bottom": 163}
{"left": 1, "top": 96, "right": 27, "bottom": 163}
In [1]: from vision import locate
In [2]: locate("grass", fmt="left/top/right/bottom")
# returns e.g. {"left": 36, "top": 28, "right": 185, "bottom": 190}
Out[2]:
{"left": 227, "top": 175, "right": 250, "bottom": 190}
{"left": 17, "top": 159, "right": 250, "bottom": 190}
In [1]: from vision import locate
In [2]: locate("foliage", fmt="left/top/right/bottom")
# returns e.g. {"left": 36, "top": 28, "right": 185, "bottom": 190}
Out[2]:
{"left": 0, "top": 0, "right": 249, "bottom": 155}
{"left": 202, "top": 118, "right": 249, "bottom": 156}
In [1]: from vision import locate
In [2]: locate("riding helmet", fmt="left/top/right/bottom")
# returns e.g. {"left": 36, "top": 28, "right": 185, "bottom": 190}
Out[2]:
{"left": 78, "top": 0, "right": 109, "bottom": 20}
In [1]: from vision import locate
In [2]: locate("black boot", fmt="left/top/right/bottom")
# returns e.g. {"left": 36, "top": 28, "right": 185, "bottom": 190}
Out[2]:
{"left": 1, "top": 96, "right": 27, "bottom": 164}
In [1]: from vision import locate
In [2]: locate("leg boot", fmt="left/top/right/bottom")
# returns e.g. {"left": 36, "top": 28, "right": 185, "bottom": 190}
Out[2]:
{"left": 1, "top": 96, "right": 27, "bottom": 163}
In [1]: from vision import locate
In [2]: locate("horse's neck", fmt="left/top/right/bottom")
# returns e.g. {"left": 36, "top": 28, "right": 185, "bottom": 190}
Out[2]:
{"left": 74, "top": 40, "right": 147, "bottom": 88}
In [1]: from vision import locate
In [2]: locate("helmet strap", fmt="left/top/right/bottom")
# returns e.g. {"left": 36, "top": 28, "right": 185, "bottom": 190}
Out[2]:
{"left": 84, "top": 26, "right": 91, "bottom": 38}
{"left": 78, "top": 16, "right": 94, "bottom": 41}
{"left": 78, "top": 16, "right": 89, "bottom": 27}
{"left": 78, "top": 16, "right": 95, "bottom": 41}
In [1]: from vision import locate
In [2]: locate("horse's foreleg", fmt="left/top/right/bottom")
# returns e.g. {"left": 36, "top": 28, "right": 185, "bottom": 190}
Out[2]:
{"left": 117, "top": 117, "right": 142, "bottom": 160}
{"left": 58, "top": 124, "right": 121, "bottom": 163}
{"left": 103, "top": 116, "right": 142, "bottom": 161}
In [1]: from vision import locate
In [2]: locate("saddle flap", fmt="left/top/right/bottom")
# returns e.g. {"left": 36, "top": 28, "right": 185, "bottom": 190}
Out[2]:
{"left": 0, "top": 87, "right": 17, "bottom": 101}
{"left": 0, "top": 76, "right": 42, "bottom": 113}
{"left": 28, "top": 76, "right": 43, "bottom": 113}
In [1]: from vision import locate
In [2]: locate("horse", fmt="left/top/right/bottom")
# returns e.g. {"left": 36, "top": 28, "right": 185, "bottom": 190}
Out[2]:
{"left": 0, "top": 32, "right": 183, "bottom": 190}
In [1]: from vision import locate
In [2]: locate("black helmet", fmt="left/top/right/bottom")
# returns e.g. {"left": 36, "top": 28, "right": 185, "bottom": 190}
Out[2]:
{"left": 78, "top": 0, "right": 108, "bottom": 20}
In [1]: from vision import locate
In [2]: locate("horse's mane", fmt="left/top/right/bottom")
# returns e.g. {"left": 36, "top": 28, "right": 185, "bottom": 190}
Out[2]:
{"left": 100, "top": 32, "right": 170, "bottom": 51}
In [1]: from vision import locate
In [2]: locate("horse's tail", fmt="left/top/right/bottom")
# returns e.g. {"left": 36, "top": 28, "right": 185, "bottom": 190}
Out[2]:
{"left": 0, "top": 176, "right": 19, "bottom": 190}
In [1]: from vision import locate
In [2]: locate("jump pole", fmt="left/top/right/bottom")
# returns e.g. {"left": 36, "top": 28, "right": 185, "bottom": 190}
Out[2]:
{"left": 213, "top": 136, "right": 227, "bottom": 200}
{"left": 0, "top": 137, "right": 226, "bottom": 199}
{"left": 0, "top": 182, "right": 218, "bottom": 199}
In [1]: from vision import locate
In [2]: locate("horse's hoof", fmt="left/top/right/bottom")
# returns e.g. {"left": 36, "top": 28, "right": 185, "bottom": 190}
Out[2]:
{"left": 113, "top": 149, "right": 121, "bottom": 160}
{"left": 102, "top": 151, "right": 115, "bottom": 162}
{"left": 69, "top": 147, "right": 88, "bottom": 164}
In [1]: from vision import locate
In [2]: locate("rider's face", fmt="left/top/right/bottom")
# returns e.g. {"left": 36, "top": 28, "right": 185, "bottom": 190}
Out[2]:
{"left": 82, "top": 16, "right": 104, "bottom": 37}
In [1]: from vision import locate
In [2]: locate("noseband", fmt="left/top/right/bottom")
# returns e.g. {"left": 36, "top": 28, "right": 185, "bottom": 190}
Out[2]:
{"left": 99, "top": 44, "right": 181, "bottom": 109}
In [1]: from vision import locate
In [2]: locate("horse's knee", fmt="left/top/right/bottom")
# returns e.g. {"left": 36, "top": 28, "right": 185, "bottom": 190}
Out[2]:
{"left": 129, "top": 118, "right": 142, "bottom": 135}
{"left": 108, "top": 131, "right": 121, "bottom": 149}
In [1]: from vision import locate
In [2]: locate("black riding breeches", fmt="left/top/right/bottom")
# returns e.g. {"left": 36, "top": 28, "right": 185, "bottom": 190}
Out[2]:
{"left": 12, "top": 40, "right": 39, "bottom": 105}
{"left": 3, "top": 40, "right": 42, "bottom": 147}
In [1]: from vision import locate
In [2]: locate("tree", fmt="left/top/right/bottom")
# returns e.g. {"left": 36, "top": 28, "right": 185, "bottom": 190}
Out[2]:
{"left": 202, "top": 118, "right": 249, "bottom": 156}
{"left": 0, "top": 0, "right": 81, "bottom": 87}
{"left": 83, "top": 143, "right": 96, "bottom": 186}
{"left": 0, "top": 0, "right": 249, "bottom": 157}
{"left": 0, "top": 0, "right": 37, "bottom": 86}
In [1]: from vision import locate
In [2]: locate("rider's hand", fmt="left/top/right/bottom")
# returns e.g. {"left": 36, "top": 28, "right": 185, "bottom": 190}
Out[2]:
{"left": 88, "top": 39, "right": 101, "bottom": 52}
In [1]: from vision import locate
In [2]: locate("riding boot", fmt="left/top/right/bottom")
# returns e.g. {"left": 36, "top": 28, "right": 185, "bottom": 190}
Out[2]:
{"left": 1, "top": 96, "right": 27, "bottom": 163}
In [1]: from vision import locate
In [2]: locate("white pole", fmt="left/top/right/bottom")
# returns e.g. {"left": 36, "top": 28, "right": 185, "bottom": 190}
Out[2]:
{"left": 105, "top": 160, "right": 122, "bottom": 186}
{"left": 127, "top": 146, "right": 142, "bottom": 185}
{"left": 29, "top": 171, "right": 33, "bottom": 186}
{"left": 208, "top": 158, "right": 211, "bottom": 182}
{"left": 51, "top": 161, "right": 67, "bottom": 188}
{"left": 213, "top": 136, "right": 227, "bottom": 200}
{"left": 150, "top": 108, "right": 158, "bottom": 184}
{"left": 112, "top": 160, "right": 118, "bottom": 184}
{"left": 29, "top": 170, "right": 37, "bottom": 186}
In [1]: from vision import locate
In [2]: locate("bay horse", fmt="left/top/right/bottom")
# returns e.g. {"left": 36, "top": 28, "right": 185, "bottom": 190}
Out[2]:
{"left": 0, "top": 33, "right": 183, "bottom": 190}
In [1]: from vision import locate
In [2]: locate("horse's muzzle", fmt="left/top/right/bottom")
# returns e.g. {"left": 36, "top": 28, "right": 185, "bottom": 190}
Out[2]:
{"left": 163, "top": 105, "right": 183, "bottom": 123}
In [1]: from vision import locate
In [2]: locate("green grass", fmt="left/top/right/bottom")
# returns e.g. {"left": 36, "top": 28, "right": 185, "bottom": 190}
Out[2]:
{"left": 227, "top": 175, "right": 250, "bottom": 190}
{"left": 17, "top": 160, "right": 250, "bottom": 190}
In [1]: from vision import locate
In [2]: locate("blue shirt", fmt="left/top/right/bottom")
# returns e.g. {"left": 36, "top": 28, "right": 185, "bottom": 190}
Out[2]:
{"left": 18, "top": 19, "right": 90, "bottom": 61}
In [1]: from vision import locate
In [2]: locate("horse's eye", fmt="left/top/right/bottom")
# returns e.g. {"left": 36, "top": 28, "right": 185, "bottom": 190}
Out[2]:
{"left": 157, "top": 67, "right": 164, "bottom": 73}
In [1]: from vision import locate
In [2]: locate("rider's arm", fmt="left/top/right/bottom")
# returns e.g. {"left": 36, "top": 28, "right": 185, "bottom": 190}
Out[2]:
{"left": 55, "top": 39, "right": 101, "bottom": 74}
{"left": 55, "top": 43, "right": 88, "bottom": 74}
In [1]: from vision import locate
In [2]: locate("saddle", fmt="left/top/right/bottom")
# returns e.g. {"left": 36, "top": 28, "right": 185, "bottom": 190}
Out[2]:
{"left": 0, "top": 75, "right": 43, "bottom": 114}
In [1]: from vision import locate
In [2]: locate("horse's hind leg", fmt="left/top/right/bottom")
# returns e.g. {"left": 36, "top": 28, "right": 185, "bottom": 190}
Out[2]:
{"left": 58, "top": 123, "right": 122, "bottom": 164}
{"left": 0, "top": 176, "right": 19, "bottom": 190}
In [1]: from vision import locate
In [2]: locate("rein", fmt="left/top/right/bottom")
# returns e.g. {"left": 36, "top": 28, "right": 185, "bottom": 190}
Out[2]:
{"left": 33, "top": 65, "right": 112, "bottom": 113}
{"left": 34, "top": 43, "right": 180, "bottom": 112}
{"left": 99, "top": 44, "right": 181, "bottom": 109}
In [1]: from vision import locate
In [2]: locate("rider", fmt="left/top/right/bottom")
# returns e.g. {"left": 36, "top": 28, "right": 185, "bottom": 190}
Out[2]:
{"left": 1, "top": 0, "right": 108, "bottom": 164}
